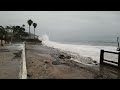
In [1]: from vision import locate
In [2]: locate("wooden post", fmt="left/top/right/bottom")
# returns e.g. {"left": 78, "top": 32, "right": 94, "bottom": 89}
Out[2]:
{"left": 118, "top": 52, "right": 120, "bottom": 68}
{"left": 100, "top": 50, "right": 104, "bottom": 64}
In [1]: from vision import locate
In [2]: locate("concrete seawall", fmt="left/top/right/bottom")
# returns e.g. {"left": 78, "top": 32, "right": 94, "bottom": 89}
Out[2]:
{"left": 19, "top": 41, "right": 27, "bottom": 79}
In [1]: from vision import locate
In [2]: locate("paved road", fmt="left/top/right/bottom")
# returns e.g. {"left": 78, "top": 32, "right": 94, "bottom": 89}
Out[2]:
{"left": 0, "top": 43, "right": 23, "bottom": 79}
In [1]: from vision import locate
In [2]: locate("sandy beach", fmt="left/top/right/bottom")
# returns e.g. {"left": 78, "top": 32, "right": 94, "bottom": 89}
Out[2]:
{"left": 25, "top": 42, "right": 120, "bottom": 79}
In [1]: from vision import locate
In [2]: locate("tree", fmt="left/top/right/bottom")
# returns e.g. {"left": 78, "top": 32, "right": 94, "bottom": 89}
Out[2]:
{"left": 33, "top": 23, "right": 37, "bottom": 39}
{"left": 5, "top": 25, "right": 26, "bottom": 42}
{"left": 0, "top": 24, "right": 30, "bottom": 44}
{"left": 0, "top": 26, "right": 5, "bottom": 46}
{"left": 16, "top": 26, "right": 25, "bottom": 40}
{"left": 4, "top": 29, "right": 9, "bottom": 44}
{"left": 5, "top": 26, "right": 12, "bottom": 44}
{"left": 22, "top": 24, "right": 25, "bottom": 27}
{"left": 13, "top": 25, "right": 29, "bottom": 41}
{"left": 6, "top": 25, "right": 14, "bottom": 43}
{"left": 27, "top": 19, "right": 33, "bottom": 38}
{"left": 12, "top": 25, "right": 25, "bottom": 41}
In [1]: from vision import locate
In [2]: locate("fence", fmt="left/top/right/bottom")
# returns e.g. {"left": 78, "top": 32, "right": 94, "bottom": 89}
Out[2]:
{"left": 100, "top": 50, "right": 120, "bottom": 68}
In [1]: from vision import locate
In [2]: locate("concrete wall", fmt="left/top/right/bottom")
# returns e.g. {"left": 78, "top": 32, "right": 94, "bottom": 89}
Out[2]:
{"left": 19, "top": 42, "right": 27, "bottom": 79}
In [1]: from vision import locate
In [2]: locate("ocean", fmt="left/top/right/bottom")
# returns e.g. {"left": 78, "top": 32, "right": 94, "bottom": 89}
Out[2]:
{"left": 39, "top": 34, "right": 119, "bottom": 65}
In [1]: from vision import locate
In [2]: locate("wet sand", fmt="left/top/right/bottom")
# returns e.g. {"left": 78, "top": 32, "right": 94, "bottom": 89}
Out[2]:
{"left": 26, "top": 43, "right": 120, "bottom": 79}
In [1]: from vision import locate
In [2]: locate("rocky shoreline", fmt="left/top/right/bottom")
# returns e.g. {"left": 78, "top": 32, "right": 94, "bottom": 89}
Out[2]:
{"left": 0, "top": 42, "right": 120, "bottom": 79}
{"left": 25, "top": 42, "right": 120, "bottom": 79}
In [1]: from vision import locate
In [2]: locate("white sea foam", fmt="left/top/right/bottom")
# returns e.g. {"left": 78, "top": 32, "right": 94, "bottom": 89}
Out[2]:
{"left": 39, "top": 34, "right": 49, "bottom": 41}
{"left": 39, "top": 34, "right": 118, "bottom": 65}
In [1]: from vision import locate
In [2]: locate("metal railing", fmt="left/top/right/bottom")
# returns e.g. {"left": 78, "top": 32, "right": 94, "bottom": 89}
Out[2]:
{"left": 100, "top": 50, "right": 120, "bottom": 68}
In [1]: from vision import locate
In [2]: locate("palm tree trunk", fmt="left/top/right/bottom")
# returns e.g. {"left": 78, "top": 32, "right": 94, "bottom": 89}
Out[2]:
{"left": 5, "top": 41, "right": 7, "bottom": 44}
{"left": 29, "top": 26, "right": 30, "bottom": 38}
{"left": 11, "top": 35, "right": 12, "bottom": 42}
{"left": 118, "top": 42, "right": 119, "bottom": 48}
{"left": 1, "top": 39, "right": 3, "bottom": 46}
{"left": 34, "top": 28, "right": 35, "bottom": 39}
{"left": 5, "top": 37, "right": 7, "bottom": 44}
{"left": 10, "top": 30, "right": 13, "bottom": 43}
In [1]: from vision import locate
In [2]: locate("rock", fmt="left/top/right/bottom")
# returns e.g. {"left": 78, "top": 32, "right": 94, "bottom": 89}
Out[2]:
{"left": 93, "top": 60, "right": 97, "bottom": 63}
{"left": 59, "top": 55, "right": 65, "bottom": 59}
{"left": 13, "top": 51, "right": 22, "bottom": 57}
{"left": 66, "top": 56, "right": 71, "bottom": 59}
{"left": 52, "top": 60, "right": 60, "bottom": 65}
{"left": 95, "top": 63, "right": 98, "bottom": 65}
{"left": 44, "top": 60, "right": 51, "bottom": 64}
{"left": 87, "top": 57, "right": 93, "bottom": 61}
{"left": 88, "top": 62, "right": 93, "bottom": 64}
{"left": 27, "top": 74, "right": 32, "bottom": 77}
{"left": 96, "top": 74, "right": 103, "bottom": 78}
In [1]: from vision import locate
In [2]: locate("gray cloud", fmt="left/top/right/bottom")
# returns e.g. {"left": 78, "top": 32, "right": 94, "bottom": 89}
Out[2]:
{"left": 0, "top": 11, "right": 120, "bottom": 41}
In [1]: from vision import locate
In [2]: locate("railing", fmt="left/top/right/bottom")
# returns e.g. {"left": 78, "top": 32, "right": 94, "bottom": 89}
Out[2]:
{"left": 100, "top": 50, "right": 120, "bottom": 68}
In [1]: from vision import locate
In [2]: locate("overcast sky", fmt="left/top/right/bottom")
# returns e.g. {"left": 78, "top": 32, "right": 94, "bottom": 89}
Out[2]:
{"left": 0, "top": 11, "right": 120, "bottom": 41}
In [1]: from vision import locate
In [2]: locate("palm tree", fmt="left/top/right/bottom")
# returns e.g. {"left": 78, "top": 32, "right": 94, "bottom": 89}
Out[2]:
{"left": 33, "top": 23, "right": 37, "bottom": 39}
{"left": 22, "top": 24, "right": 25, "bottom": 28}
{"left": 27, "top": 19, "right": 33, "bottom": 38}
{"left": 16, "top": 26, "right": 25, "bottom": 40}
